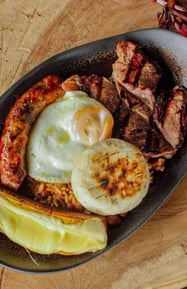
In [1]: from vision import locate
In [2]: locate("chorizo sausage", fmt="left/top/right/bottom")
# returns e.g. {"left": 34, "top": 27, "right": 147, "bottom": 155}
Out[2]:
{"left": 0, "top": 75, "right": 64, "bottom": 191}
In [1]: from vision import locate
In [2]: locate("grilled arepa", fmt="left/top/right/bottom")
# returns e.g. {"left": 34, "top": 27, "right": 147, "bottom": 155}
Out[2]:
{"left": 71, "top": 138, "right": 150, "bottom": 216}
{"left": 0, "top": 188, "right": 107, "bottom": 255}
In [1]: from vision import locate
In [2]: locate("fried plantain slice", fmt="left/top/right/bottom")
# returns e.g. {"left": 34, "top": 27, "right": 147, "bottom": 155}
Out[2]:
{"left": 0, "top": 188, "right": 107, "bottom": 255}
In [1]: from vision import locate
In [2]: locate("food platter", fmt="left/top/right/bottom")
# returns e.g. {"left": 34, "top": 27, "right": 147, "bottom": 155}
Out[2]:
{"left": 0, "top": 28, "right": 187, "bottom": 273}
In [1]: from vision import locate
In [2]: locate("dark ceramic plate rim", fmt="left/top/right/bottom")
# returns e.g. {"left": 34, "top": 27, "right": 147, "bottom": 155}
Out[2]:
{"left": 0, "top": 28, "right": 187, "bottom": 274}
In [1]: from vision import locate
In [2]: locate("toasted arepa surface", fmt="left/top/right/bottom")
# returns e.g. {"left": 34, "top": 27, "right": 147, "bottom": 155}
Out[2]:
{"left": 71, "top": 138, "right": 150, "bottom": 216}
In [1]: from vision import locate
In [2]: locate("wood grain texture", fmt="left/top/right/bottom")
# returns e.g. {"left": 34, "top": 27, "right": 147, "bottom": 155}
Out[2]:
{"left": 0, "top": 1, "right": 187, "bottom": 289}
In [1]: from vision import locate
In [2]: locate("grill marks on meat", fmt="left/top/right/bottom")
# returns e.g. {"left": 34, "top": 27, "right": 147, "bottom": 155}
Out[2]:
{"left": 121, "top": 110, "right": 150, "bottom": 152}
{"left": 114, "top": 84, "right": 174, "bottom": 158}
{"left": 153, "top": 86, "right": 187, "bottom": 150}
{"left": 0, "top": 75, "right": 64, "bottom": 191}
{"left": 82, "top": 75, "right": 120, "bottom": 113}
{"left": 112, "top": 41, "right": 162, "bottom": 111}
{"left": 62, "top": 45, "right": 187, "bottom": 160}
{"left": 62, "top": 74, "right": 120, "bottom": 113}
{"left": 112, "top": 40, "right": 187, "bottom": 159}
{"left": 147, "top": 126, "right": 174, "bottom": 158}
{"left": 0, "top": 40, "right": 187, "bottom": 193}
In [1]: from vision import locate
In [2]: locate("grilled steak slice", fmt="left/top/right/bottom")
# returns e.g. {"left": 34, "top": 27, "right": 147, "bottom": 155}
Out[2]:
{"left": 112, "top": 41, "right": 162, "bottom": 111}
{"left": 0, "top": 75, "right": 63, "bottom": 191}
{"left": 119, "top": 110, "right": 150, "bottom": 152}
{"left": 153, "top": 86, "right": 187, "bottom": 150}
{"left": 112, "top": 42, "right": 186, "bottom": 159}
{"left": 116, "top": 108, "right": 174, "bottom": 159}
{"left": 113, "top": 84, "right": 175, "bottom": 159}
{"left": 116, "top": 82, "right": 152, "bottom": 121}
{"left": 147, "top": 125, "right": 174, "bottom": 158}
{"left": 62, "top": 74, "right": 120, "bottom": 113}
{"left": 82, "top": 75, "right": 120, "bottom": 113}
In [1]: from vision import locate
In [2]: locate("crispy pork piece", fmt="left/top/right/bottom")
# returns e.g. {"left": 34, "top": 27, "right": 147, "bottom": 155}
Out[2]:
{"left": 61, "top": 74, "right": 83, "bottom": 91}
{"left": 0, "top": 75, "right": 64, "bottom": 191}
{"left": 112, "top": 41, "right": 162, "bottom": 110}
{"left": 153, "top": 86, "right": 187, "bottom": 150}
{"left": 62, "top": 74, "right": 120, "bottom": 113}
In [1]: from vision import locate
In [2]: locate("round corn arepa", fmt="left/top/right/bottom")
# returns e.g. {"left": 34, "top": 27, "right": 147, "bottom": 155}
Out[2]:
{"left": 71, "top": 138, "right": 150, "bottom": 216}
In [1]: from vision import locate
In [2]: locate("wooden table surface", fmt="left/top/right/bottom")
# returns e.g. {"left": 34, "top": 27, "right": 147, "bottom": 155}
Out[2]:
{"left": 0, "top": 1, "right": 187, "bottom": 288}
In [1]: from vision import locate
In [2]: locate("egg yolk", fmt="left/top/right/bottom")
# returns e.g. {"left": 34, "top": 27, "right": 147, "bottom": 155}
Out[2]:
{"left": 27, "top": 91, "right": 114, "bottom": 184}
{"left": 71, "top": 104, "right": 114, "bottom": 145}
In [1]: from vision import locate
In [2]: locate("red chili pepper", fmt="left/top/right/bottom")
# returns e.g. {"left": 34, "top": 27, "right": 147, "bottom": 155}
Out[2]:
{"left": 168, "top": 0, "right": 175, "bottom": 9}
{"left": 178, "top": 26, "right": 187, "bottom": 36}
{"left": 151, "top": 0, "right": 187, "bottom": 37}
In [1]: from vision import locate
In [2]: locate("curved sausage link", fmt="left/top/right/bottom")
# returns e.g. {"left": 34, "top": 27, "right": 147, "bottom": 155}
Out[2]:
{"left": 0, "top": 75, "right": 64, "bottom": 191}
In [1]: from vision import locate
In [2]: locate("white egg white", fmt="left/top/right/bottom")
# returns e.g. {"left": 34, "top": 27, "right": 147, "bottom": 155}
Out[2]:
{"left": 27, "top": 91, "right": 114, "bottom": 183}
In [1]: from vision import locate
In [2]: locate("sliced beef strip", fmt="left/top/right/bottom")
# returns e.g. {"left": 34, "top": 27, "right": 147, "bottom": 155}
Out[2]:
{"left": 81, "top": 74, "right": 121, "bottom": 113}
{"left": 112, "top": 40, "right": 162, "bottom": 111}
{"left": 62, "top": 74, "right": 120, "bottom": 114}
{"left": 114, "top": 108, "right": 174, "bottom": 159}
{"left": 153, "top": 86, "right": 187, "bottom": 150}
{"left": 115, "top": 82, "right": 152, "bottom": 122}
{"left": 119, "top": 110, "right": 150, "bottom": 152}
{"left": 147, "top": 125, "right": 174, "bottom": 159}
{"left": 113, "top": 84, "right": 175, "bottom": 159}
{"left": 112, "top": 40, "right": 187, "bottom": 159}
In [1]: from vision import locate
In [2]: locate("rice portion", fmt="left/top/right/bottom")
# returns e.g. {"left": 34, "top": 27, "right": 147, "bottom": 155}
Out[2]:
{"left": 19, "top": 176, "right": 84, "bottom": 212}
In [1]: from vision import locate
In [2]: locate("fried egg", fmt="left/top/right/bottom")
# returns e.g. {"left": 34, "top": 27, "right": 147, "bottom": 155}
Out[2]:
{"left": 26, "top": 91, "right": 114, "bottom": 183}
{"left": 71, "top": 138, "right": 150, "bottom": 216}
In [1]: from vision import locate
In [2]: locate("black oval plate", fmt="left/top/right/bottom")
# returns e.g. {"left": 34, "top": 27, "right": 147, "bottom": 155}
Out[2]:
{"left": 0, "top": 28, "right": 187, "bottom": 274}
